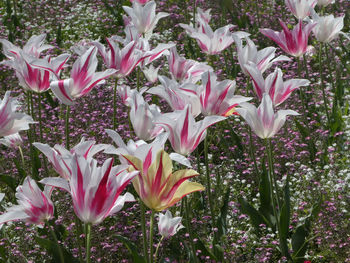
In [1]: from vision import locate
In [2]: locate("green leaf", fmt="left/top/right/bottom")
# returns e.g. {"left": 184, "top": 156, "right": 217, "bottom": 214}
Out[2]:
{"left": 215, "top": 187, "right": 230, "bottom": 241}
{"left": 291, "top": 225, "right": 308, "bottom": 262}
{"left": 0, "top": 174, "right": 17, "bottom": 192}
{"left": 35, "top": 236, "right": 78, "bottom": 263}
{"left": 238, "top": 197, "right": 267, "bottom": 232}
{"left": 114, "top": 235, "right": 146, "bottom": 263}
{"left": 13, "top": 158, "right": 26, "bottom": 182}
{"left": 44, "top": 91, "right": 59, "bottom": 109}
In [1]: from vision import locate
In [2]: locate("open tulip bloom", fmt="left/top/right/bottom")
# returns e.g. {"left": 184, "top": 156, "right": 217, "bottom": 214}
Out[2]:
{"left": 311, "top": 11, "right": 346, "bottom": 43}
{"left": 34, "top": 138, "right": 107, "bottom": 180}
{"left": 285, "top": 0, "right": 317, "bottom": 19}
{"left": 104, "top": 130, "right": 191, "bottom": 167}
{"left": 198, "top": 71, "right": 252, "bottom": 116}
{"left": 0, "top": 34, "right": 53, "bottom": 60}
{"left": 0, "top": 91, "right": 35, "bottom": 138}
{"left": 50, "top": 46, "right": 117, "bottom": 105}
{"left": 155, "top": 104, "right": 226, "bottom": 156}
{"left": 40, "top": 155, "right": 138, "bottom": 225}
{"left": 128, "top": 90, "right": 164, "bottom": 141}
{"left": 0, "top": 133, "right": 23, "bottom": 149}
{"left": 233, "top": 36, "right": 290, "bottom": 75}
{"left": 158, "top": 210, "right": 184, "bottom": 238}
{"left": 0, "top": 177, "right": 54, "bottom": 227}
{"left": 236, "top": 94, "right": 300, "bottom": 139}
{"left": 168, "top": 47, "right": 212, "bottom": 83}
{"left": 123, "top": 1, "right": 169, "bottom": 39}
{"left": 244, "top": 63, "right": 310, "bottom": 106}
{"left": 123, "top": 149, "right": 204, "bottom": 211}
{"left": 147, "top": 75, "right": 201, "bottom": 117}
{"left": 260, "top": 20, "right": 316, "bottom": 57}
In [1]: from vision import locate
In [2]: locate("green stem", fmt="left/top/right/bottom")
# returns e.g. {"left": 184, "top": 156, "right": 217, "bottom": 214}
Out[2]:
{"left": 140, "top": 201, "right": 149, "bottom": 262}
{"left": 149, "top": 210, "right": 155, "bottom": 263}
{"left": 184, "top": 197, "right": 198, "bottom": 263}
{"left": 248, "top": 127, "right": 259, "bottom": 175}
{"left": 85, "top": 223, "right": 92, "bottom": 263}
{"left": 65, "top": 105, "right": 70, "bottom": 149}
{"left": 48, "top": 224, "right": 64, "bottom": 263}
{"left": 154, "top": 236, "right": 164, "bottom": 263}
{"left": 324, "top": 44, "right": 336, "bottom": 93}
{"left": 38, "top": 93, "right": 49, "bottom": 176}
{"left": 137, "top": 68, "right": 140, "bottom": 91}
{"left": 318, "top": 43, "right": 331, "bottom": 126}
{"left": 204, "top": 132, "right": 215, "bottom": 225}
{"left": 297, "top": 57, "right": 308, "bottom": 115}
{"left": 113, "top": 78, "right": 118, "bottom": 130}
{"left": 74, "top": 216, "right": 84, "bottom": 263}
{"left": 18, "top": 146, "right": 25, "bottom": 168}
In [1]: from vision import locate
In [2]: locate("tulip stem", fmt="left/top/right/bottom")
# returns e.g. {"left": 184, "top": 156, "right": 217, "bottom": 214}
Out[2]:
{"left": 113, "top": 78, "right": 118, "bottom": 130}
{"left": 296, "top": 57, "right": 308, "bottom": 117}
{"left": 74, "top": 215, "right": 84, "bottom": 263}
{"left": 204, "top": 133, "right": 215, "bottom": 225}
{"left": 154, "top": 236, "right": 164, "bottom": 263}
{"left": 18, "top": 146, "right": 25, "bottom": 168}
{"left": 85, "top": 223, "right": 92, "bottom": 263}
{"left": 38, "top": 93, "right": 49, "bottom": 177}
{"left": 149, "top": 210, "right": 155, "bottom": 263}
{"left": 318, "top": 43, "right": 331, "bottom": 126}
{"left": 324, "top": 44, "right": 336, "bottom": 94}
{"left": 184, "top": 197, "right": 198, "bottom": 263}
{"left": 140, "top": 202, "right": 149, "bottom": 262}
{"left": 48, "top": 224, "right": 64, "bottom": 263}
{"left": 65, "top": 105, "right": 70, "bottom": 149}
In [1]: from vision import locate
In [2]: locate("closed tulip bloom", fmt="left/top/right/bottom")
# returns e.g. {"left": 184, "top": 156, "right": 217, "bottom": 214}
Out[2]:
{"left": 41, "top": 155, "right": 138, "bottom": 225}
{"left": 123, "top": 149, "right": 204, "bottom": 211}
{"left": 285, "top": 0, "right": 317, "bottom": 19}
{"left": 34, "top": 138, "right": 108, "bottom": 180}
{"left": 260, "top": 20, "right": 316, "bottom": 57}
{"left": 0, "top": 91, "right": 35, "bottom": 137}
{"left": 128, "top": 90, "right": 164, "bottom": 141}
{"left": 155, "top": 105, "right": 226, "bottom": 156}
{"left": 244, "top": 63, "right": 310, "bottom": 106}
{"left": 233, "top": 36, "right": 290, "bottom": 75}
{"left": 198, "top": 71, "right": 251, "bottom": 116}
{"left": 142, "top": 65, "right": 160, "bottom": 83}
{"left": 0, "top": 177, "right": 54, "bottom": 226}
{"left": 50, "top": 47, "right": 116, "bottom": 105}
{"left": 236, "top": 94, "right": 299, "bottom": 139}
{"left": 311, "top": 12, "right": 345, "bottom": 43}
{"left": 168, "top": 47, "right": 212, "bottom": 83}
{"left": 158, "top": 210, "right": 184, "bottom": 238}
{"left": 123, "top": 1, "right": 169, "bottom": 38}
{"left": 148, "top": 76, "right": 201, "bottom": 117}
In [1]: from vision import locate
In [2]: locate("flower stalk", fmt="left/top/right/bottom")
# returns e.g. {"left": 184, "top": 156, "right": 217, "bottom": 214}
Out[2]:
{"left": 149, "top": 210, "right": 155, "bottom": 263}
{"left": 85, "top": 223, "right": 92, "bottom": 263}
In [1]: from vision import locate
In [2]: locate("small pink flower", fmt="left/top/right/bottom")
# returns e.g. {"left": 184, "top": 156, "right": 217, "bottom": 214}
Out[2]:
{"left": 260, "top": 20, "right": 316, "bottom": 57}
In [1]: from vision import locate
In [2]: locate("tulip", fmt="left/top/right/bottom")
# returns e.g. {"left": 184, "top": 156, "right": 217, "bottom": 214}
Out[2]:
{"left": 142, "top": 65, "right": 160, "bottom": 83}
{"left": 158, "top": 210, "right": 184, "bottom": 238}
{"left": 197, "top": 71, "right": 251, "bottom": 116}
{"left": 130, "top": 0, "right": 150, "bottom": 4}
{"left": 244, "top": 63, "right": 310, "bottom": 106}
{"left": 0, "top": 133, "right": 23, "bottom": 149}
{"left": 41, "top": 155, "right": 138, "bottom": 225}
{"left": 92, "top": 38, "right": 144, "bottom": 78}
{"left": 104, "top": 130, "right": 191, "bottom": 168}
{"left": 196, "top": 8, "right": 212, "bottom": 24}
{"left": 180, "top": 21, "right": 247, "bottom": 55}
{"left": 128, "top": 90, "right": 164, "bottom": 141}
{"left": 0, "top": 34, "right": 53, "bottom": 60}
{"left": 5, "top": 53, "right": 70, "bottom": 93}
{"left": 0, "top": 177, "right": 54, "bottom": 226}
{"left": 168, "top": 47, "right": 212, "bottom": 83}
{"left": 236, "top": 94, "right": 300, "bottom": 139}
{"left": 50, "top": 47, "right": 116, "bottom": 105}
{"left": 155, "top": 105, "right": 226, "bottom": 156}
{"left": 260, "top": 20, "right": 316, "bottom": 57}
{"left": 285, "top": 0, "right": 317, "bottom": 19}
{"left": 123, "top": 149, "right": 204, "bottom": 211}
{"left": 0, "top": 91, "right": 35, "bottom": 137}
{"left": 33, "top": 138, "right": 108, "bottom": 180}
{"left": 147, "top": 76, "right": 201, "bottom": 117}
{"left": 233, "top": 36, "right": 290, "bottom": 75}
{"left": 123, "top": 1, "right": 169, "bottom": 38}
{"left": 311, "top": 12, "right": 345, "bottom": 43}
